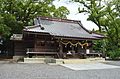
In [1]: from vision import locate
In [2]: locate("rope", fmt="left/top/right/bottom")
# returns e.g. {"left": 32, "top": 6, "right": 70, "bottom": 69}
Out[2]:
{"left": 60, "top": 41, "right": 88, "bottom": 47}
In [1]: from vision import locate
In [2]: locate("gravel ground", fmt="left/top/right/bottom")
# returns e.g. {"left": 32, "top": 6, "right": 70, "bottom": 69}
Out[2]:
{"left": 104, "top": 60, "right": 120, "bottom": 66}
{"left": 0, "top": 61, "right": 120, "bottom": 79}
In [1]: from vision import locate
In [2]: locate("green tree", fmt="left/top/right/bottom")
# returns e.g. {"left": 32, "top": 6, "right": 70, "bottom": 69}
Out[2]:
{"left": 0, "top": 15, "right": 11, "bottom": 38}
{"left": 73, "top": 0, "right": 120, "bottom": 50}
{"left": 73, "top": 0, "right": 120, "bottom": 59}
{"left": 0, "top": 0, "right": 69, "bottom": 38}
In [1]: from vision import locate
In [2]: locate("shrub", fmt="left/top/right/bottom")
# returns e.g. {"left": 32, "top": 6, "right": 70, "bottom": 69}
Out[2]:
{"left": 107, "top": 49, "right": 120, "bottom": 59}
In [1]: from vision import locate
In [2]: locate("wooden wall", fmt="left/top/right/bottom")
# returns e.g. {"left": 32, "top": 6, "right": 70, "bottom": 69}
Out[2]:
{"left": 14, "top": 41, "right": 26, "bottom": 56}
{"left": 34, "top": 40, "right": 58, "bottom": 52}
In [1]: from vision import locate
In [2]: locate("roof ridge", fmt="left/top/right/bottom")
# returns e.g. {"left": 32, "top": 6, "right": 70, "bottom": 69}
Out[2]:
{"left": 37, "top": 16, "right": 80, "bottom": 23}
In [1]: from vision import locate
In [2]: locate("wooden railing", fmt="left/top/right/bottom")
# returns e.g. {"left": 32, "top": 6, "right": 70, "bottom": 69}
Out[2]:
{"left": 26, "top": 48, "right": 62, "bottom": 58}
{"left": 26, "top": 48, "right": 58, "bottom": 55}
{"left": 27, "top": 48, "right": 57, "bottom": 52}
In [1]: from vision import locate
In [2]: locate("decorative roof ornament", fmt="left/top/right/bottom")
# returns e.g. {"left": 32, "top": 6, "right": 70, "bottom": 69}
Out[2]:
{"left": 36, "top": 17, "right": 44, "bottom": 30}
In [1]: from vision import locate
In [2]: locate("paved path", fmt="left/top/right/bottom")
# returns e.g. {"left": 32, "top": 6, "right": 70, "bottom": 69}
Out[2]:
{"left": 61, "top": 63, "right": 120, "bottom": 70}
{"left": 0, "top": 61, "right": 120, "bottom": 79}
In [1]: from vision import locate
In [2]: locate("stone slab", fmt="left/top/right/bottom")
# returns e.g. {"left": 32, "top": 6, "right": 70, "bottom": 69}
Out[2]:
{"left": 61, "top": 63, "right": 120, "bottom": 70}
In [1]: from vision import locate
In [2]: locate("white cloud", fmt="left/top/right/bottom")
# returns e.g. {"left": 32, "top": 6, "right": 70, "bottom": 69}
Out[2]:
{"left": 53, "top": 0, "right": 99, "bottom": 30}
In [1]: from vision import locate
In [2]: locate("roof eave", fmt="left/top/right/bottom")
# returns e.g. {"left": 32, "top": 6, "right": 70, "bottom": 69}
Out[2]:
{"left": 54, "top": 36, "right": 99, "bottom": 40}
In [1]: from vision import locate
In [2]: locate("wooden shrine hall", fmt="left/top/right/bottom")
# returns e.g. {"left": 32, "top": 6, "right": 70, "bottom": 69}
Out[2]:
{"left": 11, "top": 17, "right": 104, "bottom": 58}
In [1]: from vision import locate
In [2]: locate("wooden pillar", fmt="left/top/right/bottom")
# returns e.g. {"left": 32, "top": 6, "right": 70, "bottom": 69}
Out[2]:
{"left": 34, "top": 34, "right": 38, "bottom": 52}
{"left": 59, "top": 40, "right": 63, "bottom": 58}
{"left": 59, "top": 43, "right": 63, "bottom": 52}
{"left": 72, "top": 46, "right": 75, "bottom": 57}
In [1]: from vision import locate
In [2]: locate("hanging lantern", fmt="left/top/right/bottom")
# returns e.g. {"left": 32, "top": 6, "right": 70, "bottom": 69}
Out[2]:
{"left": 65, "top": 45, "right": 67, "bottom": 48}
{"left": 81, "top": 46, "right": 83, "bottom": 48}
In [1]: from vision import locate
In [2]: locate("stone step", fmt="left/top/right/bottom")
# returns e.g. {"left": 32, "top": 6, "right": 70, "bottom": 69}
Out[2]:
{"left": 56, "top": 59, "right": 64, "bottom": 64}
{"left": 24, "top": 58, "right": 46, "bottom": 63}
{"left": 62, "top": 58, "right": 105, "bottom": 64}
{"left": 24, "top": 58, "right": 56, "bottom": 63}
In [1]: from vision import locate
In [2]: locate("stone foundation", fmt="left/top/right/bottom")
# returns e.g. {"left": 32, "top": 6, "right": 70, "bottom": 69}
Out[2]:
{"left": 23, "top": 57, "right": 105, "bottom": 64}
{"left": 13, "top": 56, "right": 24, "bottom": 62}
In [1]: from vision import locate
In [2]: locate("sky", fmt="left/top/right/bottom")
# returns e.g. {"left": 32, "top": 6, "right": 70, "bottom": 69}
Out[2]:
{"left": 53, "top": 0, "right": 99, "bottom": 30}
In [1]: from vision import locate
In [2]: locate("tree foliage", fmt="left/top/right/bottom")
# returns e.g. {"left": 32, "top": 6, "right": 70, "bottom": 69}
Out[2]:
{"left": 73, "top": 0, "right": 120, "bottom": 52}
{"left": 0, "top": 0, "right": 69, "bottom": 38}
{"left": 0, "top": 15, "right": 11, "bottom": 38}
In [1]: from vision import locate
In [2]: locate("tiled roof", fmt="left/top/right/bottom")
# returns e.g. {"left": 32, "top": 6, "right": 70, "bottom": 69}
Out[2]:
{"left": 24, "top": 17, "right": 104, "bottom": 39}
